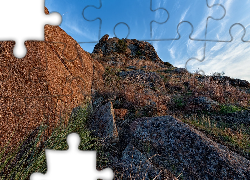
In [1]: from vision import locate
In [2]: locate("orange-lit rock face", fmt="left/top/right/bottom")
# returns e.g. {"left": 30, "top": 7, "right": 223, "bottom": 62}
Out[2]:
{"left": 0, "top": 7, "right": 103, "bottom": 150}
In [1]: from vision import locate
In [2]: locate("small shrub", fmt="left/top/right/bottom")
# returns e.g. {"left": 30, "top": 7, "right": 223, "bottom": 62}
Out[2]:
{"left": 173, "top": 96, "right": 185, "bottom": 109}
{"left": 212, "top": 71, "right": 225, "bottom": 76}
{"left": 136, "top": 50, "right": 142, "bottom": 56}
{"left": 116, "top": 39, "right": 127, "bottom": 53}
{"left": 219, "top": 104, "right": 242, "bottom": 114}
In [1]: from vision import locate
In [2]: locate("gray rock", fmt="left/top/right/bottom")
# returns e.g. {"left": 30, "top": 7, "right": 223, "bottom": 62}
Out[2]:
{"left": 126, "top": 66, "right": 137, "bottom": 70}
{"left": 131, "top": 116, "right": 250, "bottom": 179}
{"left": 90, "top": 101, "right": 119, "bottom": 144}
{"left": 174, "top": 68, "right": 188, "bottom": 74}
{"left": 192, "top": 96, "right": 219, "bottom": 111}
{"left": 92, "top": 34, "right": 164, "bottom": 64}
{"left": 118, "top": 70, "right": 164, "bottom": 90}
{"left": 92, "top": 96, "right": 104, "bottom": 110}
{"left": 117, "top": 143, "right": 177, "bottom": 180}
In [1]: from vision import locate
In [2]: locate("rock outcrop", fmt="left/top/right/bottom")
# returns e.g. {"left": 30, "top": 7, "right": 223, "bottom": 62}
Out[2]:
{"left": 92, "top": 34, "right": 162, "bottom": 63}
{"left": 91, "top": 34, "right": 165, "bottom": 70}
{"left": 89, "top": 34, "right": 250, "bottom": 179}
{"left": 117, "top": 143, "right": 178, "bottom": 180}
{"left": 90, "top": 101, "right": 119, "bottom": 144}
{"left": 0, "top": 7, "right": 103, "bottom": 150}
{"left": 130, "top": 116, "right": 250, "bottom": 179}
{"left": 94, "top": 112, "right": 250, "bottom": 179}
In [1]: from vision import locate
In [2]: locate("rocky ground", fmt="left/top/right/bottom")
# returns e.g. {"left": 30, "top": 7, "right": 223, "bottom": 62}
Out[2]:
{"left": 88, "top": 34, "right": 250, "bottom": 179}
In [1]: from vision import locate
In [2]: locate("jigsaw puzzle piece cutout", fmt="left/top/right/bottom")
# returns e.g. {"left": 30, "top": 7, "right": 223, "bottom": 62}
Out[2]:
{"left": 82, "top": 0, "right": 169, "bottom": 41}
{"left": 206, "top": 0, "right": 250, "bottom": 42}
{"left": 150, "top": 0, "right": 225, "bottom": 41}
{"left": 186, "top": 24, "right": 250, "bottom": 81}
{"left": 0, "top": 0, "right": 61, "bottom": 58}
{"left": 30, "top": 133, "right": 114, "bottom": 180}
{"left": 44, "top": 0, "right": 100, "bottom": 45}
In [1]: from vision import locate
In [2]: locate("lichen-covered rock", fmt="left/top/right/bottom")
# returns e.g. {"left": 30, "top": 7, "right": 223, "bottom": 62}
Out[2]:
{"left": 119, "top": 143, "right": 161, "bottom": 179}
{"left": 0, "top": 7, "right": 103, "bottom": 150}
{"left": 115, "top": 143, "right": 177, "bottom": 180}
{"left": 174, "top": 68, "right": 188, "bottom": 74}
{"left": 90, "top": 101, "right": 119, "bottom": 144}
{"left": 92, "top": 34, "right": 165, "bottom": 65}
{"left": 191, "top": 96, "right": 219, "bottom": 111}
{"left": 114, "top": 108, "right": 128, "bottom": 121}
{"left": 131, "top": 116, "right": 250, "bottom": 179}
{"left": 211, "top": 76, "right": 250, "bottom": 88}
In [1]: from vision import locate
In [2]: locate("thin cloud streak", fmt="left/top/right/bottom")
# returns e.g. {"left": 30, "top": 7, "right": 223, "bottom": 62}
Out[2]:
{"left": 190, "top": 35, "right": 250, "bottom": 81}
{"left": 63, "top": 21, "right": 97, "bottom": 41}
{"left": 180, "top": 6, "right": 190, "bottom": 22}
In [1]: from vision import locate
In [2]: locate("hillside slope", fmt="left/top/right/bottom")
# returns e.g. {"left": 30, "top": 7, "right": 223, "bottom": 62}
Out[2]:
{"left": 89, "top": 34, "right": 250, "bottom": 179}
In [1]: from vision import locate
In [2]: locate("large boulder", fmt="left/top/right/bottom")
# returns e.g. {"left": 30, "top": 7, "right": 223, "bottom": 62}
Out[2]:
{"left": 130, "top": 116, "right": 250, "bottom": 179}
{"left": 115, "top": 143, "right": 178, "bottom": 180}
{"left": 90, "top": 101, "right": 119, "bottom": 144}
{"left": 0, "top": 7, "right": 104, "bottom": 150}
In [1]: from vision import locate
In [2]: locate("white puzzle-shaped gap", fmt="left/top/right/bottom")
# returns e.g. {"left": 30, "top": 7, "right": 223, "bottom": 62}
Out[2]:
{"left": 0, "top": 0, "right": 61, "bottom": 58}
{"left": 30, "top": 133, "right": 114, "bottom": 180}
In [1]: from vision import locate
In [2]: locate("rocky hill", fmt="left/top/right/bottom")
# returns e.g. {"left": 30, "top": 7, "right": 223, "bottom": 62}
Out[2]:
{"left": 0, "top": 8, "right": 250, "bottom": 179}
{"left": 89, "top": 34, "right": 250, "bottom": 179}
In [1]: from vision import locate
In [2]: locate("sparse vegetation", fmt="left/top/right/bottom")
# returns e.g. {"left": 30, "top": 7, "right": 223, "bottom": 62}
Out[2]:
{"left": 219, "top": 104, "right": 243, "bottom": 114}
{"left": 136, "top": 50, "right": 142, "bottom": 56}
{"left": 164, "top": 61, "right": 173, "bottom": 67}
{"left": 0, "top": 103, "right": 102, "bottom": 180}
{"left": 172, "top": 95, "right": 185, "bottom": 109}
{"left": 116, "top": 39, "right": 127, "bottom": 54}
{"left": 179, "top": 114, "right": 250, "bottom": 160}
{"left": 212, "top": 71, "right": 225, "bottom": 77}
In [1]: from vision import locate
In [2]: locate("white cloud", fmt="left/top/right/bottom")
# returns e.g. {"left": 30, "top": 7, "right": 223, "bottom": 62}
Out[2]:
{"left": 192, "top": 0, "right": 234, "bottom": 40}
{"left": 190, "top": 34, "right": 250, "bottom": 81}
{"left": 191, "top": 14, "right": 207, "bottom": 39}
{"left": 168, "top": 46, "right": 176, "bottom": 59}
{"left": 62, "top": 20, "right": 96, "bottom": 41}
{"left": 210, "top": 42, "right": 224, "bottom": 51}
{"left": 160, "top": 0, "right": 249, "bottom": 82}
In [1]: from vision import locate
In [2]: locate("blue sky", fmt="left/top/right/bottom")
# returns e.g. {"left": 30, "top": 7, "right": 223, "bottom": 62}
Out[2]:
{"left": 45, "top": 0, "right": 250, "bottom": 81}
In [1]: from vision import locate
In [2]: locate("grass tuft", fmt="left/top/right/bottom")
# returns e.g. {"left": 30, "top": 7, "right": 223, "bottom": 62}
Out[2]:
{"left": 0, "top": 103, "right": 100, "bottom": 180}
